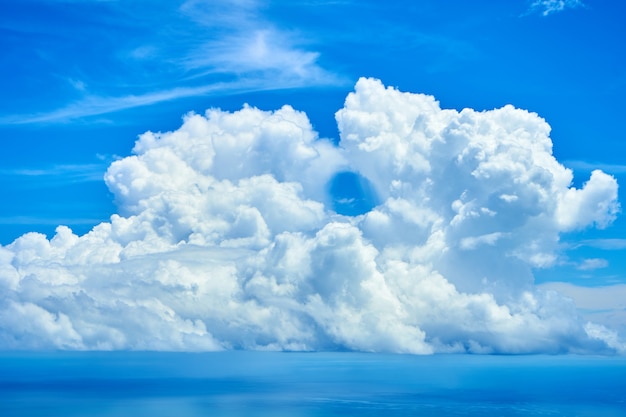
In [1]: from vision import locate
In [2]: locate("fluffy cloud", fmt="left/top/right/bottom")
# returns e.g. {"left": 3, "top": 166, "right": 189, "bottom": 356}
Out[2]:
{"left": 0, "top": 78, "right": 621, "bottom": 353}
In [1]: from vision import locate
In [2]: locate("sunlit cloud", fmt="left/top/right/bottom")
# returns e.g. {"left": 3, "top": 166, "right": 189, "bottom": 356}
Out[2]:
{"left": 1, "top": 79, "right": 622, "bottom": 354}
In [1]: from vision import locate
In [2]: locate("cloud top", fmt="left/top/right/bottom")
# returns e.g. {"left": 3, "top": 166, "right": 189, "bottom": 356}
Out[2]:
{"left": 0, "top": 78, "right": 621, "bottom": 354}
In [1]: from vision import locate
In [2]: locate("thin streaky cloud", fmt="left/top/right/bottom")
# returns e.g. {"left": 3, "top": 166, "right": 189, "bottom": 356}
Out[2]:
{"left": 528, "top": 0, "right": 585, "bottom": 16}
{"left": 179, "top": 0, "right": 260, "bottom": 28}
{"left": 178, "top": 2, "right": 341, "bottom": 85}
{"left": 0, "top": 85, "right": 226, "bottom": 124}
{"left": 576, "top": 258, "right": 609, "bottom": 271}
{"left": 566, "top": 160, "right": 626, "bottom": 175}
{"left": 0, "top": 164, "right": 107, "bottom": 182}
{"left": 538, "top": 282, "right": 626, "bottom": 311}
{"left": 0, "top": 0, "right": 343, "bottom": 125}
{"left": 575, "top": 239, "right": 626, "bottom": 251}
{"left": 187, "top": 30, "right": 319, "bottom": 74}
{"left": 0, "top": 82, "right": 253, "bottom": 125}
{"left": 0, "top": 216, "right": 109, "bottom": 226}
{"left": 0, "top": 71, "right": 346, "bottom": 125}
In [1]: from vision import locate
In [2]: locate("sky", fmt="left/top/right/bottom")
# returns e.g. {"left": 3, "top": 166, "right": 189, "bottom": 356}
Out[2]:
{"left": 0, "top": 0, "right": 625, "bottom": 353}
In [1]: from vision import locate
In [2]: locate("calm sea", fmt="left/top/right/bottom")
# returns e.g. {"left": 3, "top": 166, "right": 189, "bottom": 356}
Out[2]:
{"left": 0, "top": 352, "right": 625, "bottom": 416}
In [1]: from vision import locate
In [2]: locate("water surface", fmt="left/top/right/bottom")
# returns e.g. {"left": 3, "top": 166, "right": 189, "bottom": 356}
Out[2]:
{"left": 1, "top": 352, "right": 625, "bottom": 416}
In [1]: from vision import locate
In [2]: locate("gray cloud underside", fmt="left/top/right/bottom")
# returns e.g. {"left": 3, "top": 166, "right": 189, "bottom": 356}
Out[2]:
{"left": 0, "top": 78, "right": 622, "bottom": 354}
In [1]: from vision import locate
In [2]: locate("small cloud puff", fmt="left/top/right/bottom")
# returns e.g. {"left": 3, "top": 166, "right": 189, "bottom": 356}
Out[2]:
{"left": 0, "top": 78, "right": 621, "bottom": 354}
{"left": 577, "top": 258, "right": 609, "bottom": 271}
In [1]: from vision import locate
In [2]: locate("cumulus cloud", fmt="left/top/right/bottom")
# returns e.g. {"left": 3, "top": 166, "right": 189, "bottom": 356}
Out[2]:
{"left": 540, "top": 282, "right": 626, "bottom": 344}
{"left": 0, "top": 78, "right": 622, "bottom": 353}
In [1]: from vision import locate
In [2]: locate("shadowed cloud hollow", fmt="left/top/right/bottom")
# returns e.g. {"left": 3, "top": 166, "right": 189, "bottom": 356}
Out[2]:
{"left": 0, "top": 78, "right": 621, "bottom": 353}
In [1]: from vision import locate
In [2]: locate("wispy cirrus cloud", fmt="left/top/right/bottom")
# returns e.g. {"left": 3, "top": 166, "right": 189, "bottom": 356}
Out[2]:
{"left": 1, "top": 71, "right": 343, "bottom": 125}
{"left": 566, "top": 160, "right": 626, "bottom": 175}
{"left": 180, "top": 0, "right": 345, "bottom": 88}
{"left": 574, "top": 239, "right": 626, "bottom": 251}
{"left": 1, "top": 83, "right": 245, "bottom": 124}
{"left": 0, "top": 215, "right": 107, "bottom": 226}
{"left": 0, "top": 0, "right": 342, "bottom": 125}
{"left": 528, "top": 0, "right": 585, "bottom": 16}
{"left": 183, "top": 29, "right": 340, "bottom": 85}
{"left": 0, "top": 163, "right": 106, "bottom": 182}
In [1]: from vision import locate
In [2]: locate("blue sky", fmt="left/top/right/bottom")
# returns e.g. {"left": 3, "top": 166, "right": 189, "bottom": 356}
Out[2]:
{"left": 0, "top": 0, "right": 625, "bottom": 352}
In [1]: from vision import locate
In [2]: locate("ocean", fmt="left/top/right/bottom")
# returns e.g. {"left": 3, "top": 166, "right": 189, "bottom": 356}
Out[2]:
{"left": 0, "top": 352, "right": 625, "bottom": 416}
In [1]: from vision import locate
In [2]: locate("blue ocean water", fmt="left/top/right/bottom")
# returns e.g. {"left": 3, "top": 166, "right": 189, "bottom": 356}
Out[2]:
{"left": 0, "top": 352, "right": 625, "bottom": 416}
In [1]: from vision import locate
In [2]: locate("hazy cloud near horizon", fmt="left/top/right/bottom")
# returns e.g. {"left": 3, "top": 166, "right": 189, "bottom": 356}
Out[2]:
{"left": 0, "top": 78, "right": 622, "bottom": 354}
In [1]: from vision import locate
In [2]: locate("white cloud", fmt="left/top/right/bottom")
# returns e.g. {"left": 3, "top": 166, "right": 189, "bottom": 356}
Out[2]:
{"left": 0, "top": 216, "right": 107, "bottom": 226}
{"left": 585, "top": 322, "right": 626, "bottom": 354}
{"left": 529, "top": 0, "right": 585, "bottom": 16}
{"left": 0, "top": 84, "right": 238, "bottom": 124}
{"left": 0, "top": 1, "right": 342, "bottom": 125}
{"left": 556, "top": 170, "right": 619, "bottom": 231}
{"left": 460, "top": 232, "right": 506, "bottom": 250}
{"left": 577, "top": 258, "right": 609, "bottom": 271}
{"left": 539, "top": 282, "right": 626, "bottom": 352}
{"left": 186, "top": 29, "right": 340, "bottom": 86}
{"left": 178, "top": 0, "right": 344, "bottom": 88}
{"left": 68, "top": 78, "right": 87, "bottom": 92}
{"left": 0, "top": 163, "right": 106, "bottom": 183}
{"left": 0, "top": 78, "right": 622, "bottom": 353}
{"left": 538, "top": 282, "right": 626, "bottom": 311}
{"left": 577, "top": 239, "right": 626, "bottom": 250}
{"left": 566, "top": 160, "right": 626, "bottom": 175}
